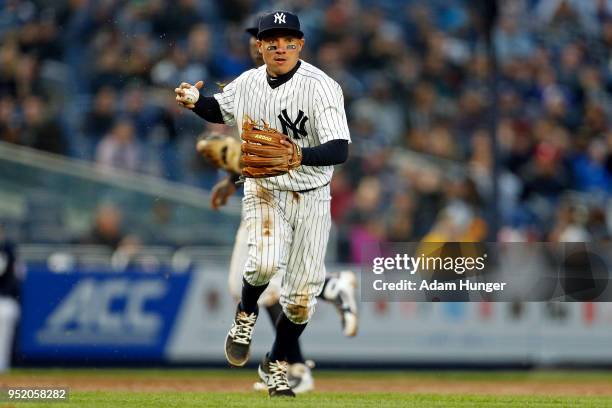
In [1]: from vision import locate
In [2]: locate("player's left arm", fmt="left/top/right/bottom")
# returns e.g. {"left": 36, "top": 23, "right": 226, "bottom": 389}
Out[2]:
{"left": 300, "top": 140, "right": 348, "bottom": 166}
{"left": 300, "top": 80, "right": 350, "bottom": 166}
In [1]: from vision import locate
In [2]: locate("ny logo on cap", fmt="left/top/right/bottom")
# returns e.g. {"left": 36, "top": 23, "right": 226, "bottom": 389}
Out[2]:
{"left": 274, "top": 12, "right": 286, "bottom": 24}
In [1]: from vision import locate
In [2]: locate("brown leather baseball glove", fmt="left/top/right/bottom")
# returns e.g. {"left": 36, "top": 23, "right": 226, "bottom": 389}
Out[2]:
{"left": 240, "top": 118, "right": 302, "bottom": 178}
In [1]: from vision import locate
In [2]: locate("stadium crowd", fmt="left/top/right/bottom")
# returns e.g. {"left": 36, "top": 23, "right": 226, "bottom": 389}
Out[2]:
{"left": 0, "top": 0, "right": 611, "bottom": 260}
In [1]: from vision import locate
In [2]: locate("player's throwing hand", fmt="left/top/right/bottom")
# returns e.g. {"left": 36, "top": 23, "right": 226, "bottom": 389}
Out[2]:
{"left": 175, "top": 80, "right": 203, "bottom": 109}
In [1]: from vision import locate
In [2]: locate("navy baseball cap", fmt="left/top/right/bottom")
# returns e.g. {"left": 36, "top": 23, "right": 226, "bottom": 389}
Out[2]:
{"left": 257, "top": 11, "right": 303, "bottom": 39}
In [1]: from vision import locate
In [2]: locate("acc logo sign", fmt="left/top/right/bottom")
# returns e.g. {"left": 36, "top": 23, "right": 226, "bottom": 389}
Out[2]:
{"left": 39, "top": 279, "right": 167, "bottom": 344}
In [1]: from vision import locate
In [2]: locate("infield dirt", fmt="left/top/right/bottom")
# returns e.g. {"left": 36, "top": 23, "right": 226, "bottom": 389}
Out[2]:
{"left": 2, "top": 370, "right": 612, "bottom": 396}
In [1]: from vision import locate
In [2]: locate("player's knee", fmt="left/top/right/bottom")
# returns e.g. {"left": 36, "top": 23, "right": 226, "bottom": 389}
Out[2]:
{"left": 284, "top": 303, "right": 311, "bottom": 324}
{"left": 283, "top": 296, "right": 313, "bottom": 324}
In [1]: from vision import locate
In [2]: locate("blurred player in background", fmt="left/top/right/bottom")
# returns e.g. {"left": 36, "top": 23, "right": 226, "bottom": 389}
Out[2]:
{"left": 0, "top": 224, "right": 20, "bottom": 373}
{"left": 195, "top": 17, "right": 358, "bottom": 394}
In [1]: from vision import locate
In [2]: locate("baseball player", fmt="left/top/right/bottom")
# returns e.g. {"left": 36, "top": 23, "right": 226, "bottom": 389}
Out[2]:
{"left": 196, "top": 19, "right": 358, "bottom": 394}
{"left": 0, "top": 225, "right": 20, "bottom": 373}
{"left": 175, "top": 11, "right": 352, "bottom": 397}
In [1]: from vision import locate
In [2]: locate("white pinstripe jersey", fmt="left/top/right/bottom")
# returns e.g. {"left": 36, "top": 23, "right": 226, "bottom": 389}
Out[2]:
{"left": 213, "top": 60, "right": 351, "bottom": 191}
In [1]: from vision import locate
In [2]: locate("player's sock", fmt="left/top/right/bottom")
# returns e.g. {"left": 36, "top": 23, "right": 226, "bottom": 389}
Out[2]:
{"left": 240, "top": 278, "right": 268, "bottom": 314}
{"left": 286, "top": 339, "right": 305, "bottom": 364}
{"left": 318, "top": 276, "right": 338, "bottom": 301}
{"left": 266, "top": 303, "right": 283, "bottom": 330}
{"left": 269, "top": 313, "right": 307, "bottom": 362}
{"left": 268, "top": 303, "right": 304, "bottom": 363}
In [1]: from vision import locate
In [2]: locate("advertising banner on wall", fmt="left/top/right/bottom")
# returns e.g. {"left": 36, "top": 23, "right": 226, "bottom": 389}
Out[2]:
{"left": 19, "top": 263, "right": 191, "bottom": 362}
{"left": 166, "top": 265, "right": 612, "bottom": 366}
{"left": 18, "top": 263, "right": 612, "bottom": 365}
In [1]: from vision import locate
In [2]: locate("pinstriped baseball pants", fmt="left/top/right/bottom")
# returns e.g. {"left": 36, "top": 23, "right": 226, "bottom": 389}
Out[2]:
{"left": 242, "top": 182, "right": 331, "bottom": 324}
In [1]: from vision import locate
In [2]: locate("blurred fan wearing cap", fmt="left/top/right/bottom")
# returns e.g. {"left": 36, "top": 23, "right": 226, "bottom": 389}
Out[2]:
{"left": 245, "top": 16, "right": 264, "bottom": 67}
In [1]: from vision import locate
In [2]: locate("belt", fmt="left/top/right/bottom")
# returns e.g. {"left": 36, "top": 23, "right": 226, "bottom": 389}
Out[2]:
{"left": 297, "top": 182, "right": 330, "bottom": 194}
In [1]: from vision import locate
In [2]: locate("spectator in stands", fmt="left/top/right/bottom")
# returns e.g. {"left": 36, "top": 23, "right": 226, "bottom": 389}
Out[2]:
{"left": 21, "top": 95, "right": 67, "bottom": 155}
{"left": 83, "top": 86, "right": 117, "bottom": 143}
{"left": 572, "top": 138, "right": 612, "bottom": 193}
{"left": 0, "top": 96, "right": 19, "bottom": 144}
{"left": 12, "top": 54, "right": 41, "bottom": 101}
{"left": 385, "top": 191, "right": 416, "bottom": 242}
{"left": 121, "top": 85, "right": 157, "bottom": 140}
{"left": 494, "top": 15, "right": 534, "bottom": 63}
{"left": 0, "top": 0, "right": 610, "bottom": 248}
{"left": 520, "top": 142, "right": 572, "bottom": 203}
{"left": 79, "top": 203, "right": 125, "bottom": 250}
{"left": 410, "top": 167, "right": 445, "bottom": 238}
{"left": 95, "top": 119, "right": 140, "bottom": 172}
{"left": 0, "top": 39, "right": 19, "bottom": 98}
{"left": 330, "top": 168, "right": 354, "bottom": 223}
{"left": 352, "top": 77, "right": 404, "bottom": 147}
{"left": 341, "top": 177, "right": 385, "bottom": 263}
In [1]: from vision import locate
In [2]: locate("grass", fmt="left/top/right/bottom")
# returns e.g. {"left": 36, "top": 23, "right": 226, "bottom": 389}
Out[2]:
{"left": 5, "top": 392, "right": 612, "bottom": 408}
{"left": 2, "top": 369, "right": 612, "bottom": 407}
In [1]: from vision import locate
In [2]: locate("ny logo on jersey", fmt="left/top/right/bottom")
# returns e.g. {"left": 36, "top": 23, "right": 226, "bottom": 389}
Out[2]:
{"left": 274, "top": 13, "right": 286, "bottom": 24}
{"left": 278, "top": 109, "right": 308, "bottom": 139}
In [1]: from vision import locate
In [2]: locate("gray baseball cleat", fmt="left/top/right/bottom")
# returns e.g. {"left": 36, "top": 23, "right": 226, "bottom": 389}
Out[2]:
{"left": 287, "top": 360, "right": 315, "bottom": 393}
{"left": 254, "top": 360, "right": 315, "bottom": 394}
{"left": 224, "top": 304, "right": 258, "bottom": 367}
{"left": 258, "top": 354, "right": 296, "bottom": 397}
{"left": 332, "top": 271, "right": 359, "bottom": 337}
